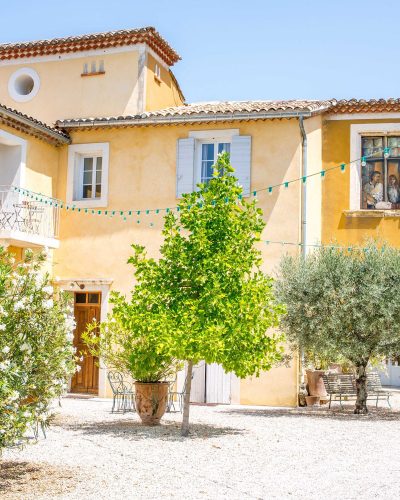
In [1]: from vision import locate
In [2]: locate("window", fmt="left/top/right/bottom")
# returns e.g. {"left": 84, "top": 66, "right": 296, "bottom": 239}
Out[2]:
{"left": 67, "top": 143, "right": 109, "bottom": 208}
{"left": 8, "top": 68, "right": 40, "bottom": 102}
{"left": 361, "top": 136, "right": 400, "bottom": 209}
{"left": 200, "top": 142, "right": 231, "bottom": 183}
{"left": 81, "top": 156, "right": 102, "bottom": 200}
{"left": 154, "top": 63, "right": 161, "bottom": 80}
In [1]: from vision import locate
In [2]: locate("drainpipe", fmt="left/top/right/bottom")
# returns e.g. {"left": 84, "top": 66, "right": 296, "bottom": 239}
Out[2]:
{"left": 298, "top": 116, "right": 307, "bottom": 389}
{"left": 299, "top": 116, "right": 307, "bottom": 259}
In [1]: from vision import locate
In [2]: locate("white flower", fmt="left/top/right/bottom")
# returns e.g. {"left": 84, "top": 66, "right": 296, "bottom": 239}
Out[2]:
{"left": 43, "top": 299, "right": 53, "bottom": 309}
{"left": 42, "top": 285, "right": 53, "bottom": 295}
{"left": 0, "top": 324, "right": 6, "bottom": 331}
{"left": 23, "top": 411, "right": 31, "bottom": 418}
{"left": 2, "top": 345, "right": 10, "bottom": 354}
{"left": 0, "top": 360, "right": 10, "bottom": 370}
{"left": 20, "top": 342, "right": 31, "bottom": 352}
{"left": 66, "top": 332, "right": 74, "bottom": 341}
{"left": 14, "top": 300, "right": 24, "bottom": 311}
{"left": 76, "top": 365, "right": 81, "bottom": 372}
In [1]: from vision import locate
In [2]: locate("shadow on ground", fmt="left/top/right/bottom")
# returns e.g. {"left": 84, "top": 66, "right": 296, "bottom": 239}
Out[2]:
{"left": 0, "top": 461, "right": 79, "bottom": 499}
{"left": 53, "top": 415, "right": 245, "bottom": 441}
{"left": 222, "top": 406, "right": 400, "bottom": 421}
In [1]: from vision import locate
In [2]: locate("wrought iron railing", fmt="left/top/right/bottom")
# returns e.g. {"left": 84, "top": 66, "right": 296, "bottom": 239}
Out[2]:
{"left": 0, "top": 186, "right": 60, "bottom": 240}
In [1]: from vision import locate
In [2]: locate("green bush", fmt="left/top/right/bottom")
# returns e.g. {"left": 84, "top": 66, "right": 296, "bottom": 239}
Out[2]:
{"left": 0, "top": 248, "right": 76, "bottom": 452}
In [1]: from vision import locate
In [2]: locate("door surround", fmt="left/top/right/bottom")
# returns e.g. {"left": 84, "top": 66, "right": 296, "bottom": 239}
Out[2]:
{"left": 54, "top": 278, "right": 112, "bottom": 397}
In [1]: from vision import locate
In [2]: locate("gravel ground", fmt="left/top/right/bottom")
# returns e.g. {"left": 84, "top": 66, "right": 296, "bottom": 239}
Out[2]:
{"left": 2, "top": 392, "right": 400, "bottom": 500}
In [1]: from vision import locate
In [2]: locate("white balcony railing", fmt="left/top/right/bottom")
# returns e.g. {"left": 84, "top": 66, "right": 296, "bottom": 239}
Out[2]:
{"left": 0, "top": 185, "right": 60, "bottom": 242}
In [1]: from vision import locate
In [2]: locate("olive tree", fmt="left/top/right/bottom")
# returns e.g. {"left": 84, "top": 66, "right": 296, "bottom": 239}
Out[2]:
{"left": 275, "top": 241, "right": 400, "bottom": 414}
{"left": 127, "top": 153, "right": 285, "bottom": 435}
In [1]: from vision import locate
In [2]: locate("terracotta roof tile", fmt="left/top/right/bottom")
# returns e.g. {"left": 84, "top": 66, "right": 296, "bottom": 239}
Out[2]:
{"left": 331, "top": 98, "right": 400, "bottom": 113}
{"left": 0, "top": 27, "right": 180, "bottom": 66}
{"left": 0, "top": 104, "right": 70, "bottom": 145}
{"left": 57, "top": 99, "right": 336, "bottom": 128}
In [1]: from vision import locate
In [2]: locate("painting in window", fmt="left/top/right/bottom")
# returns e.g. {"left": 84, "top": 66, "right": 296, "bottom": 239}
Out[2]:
{"left": 361, "top": 136, "right": 400, "bottom": 209}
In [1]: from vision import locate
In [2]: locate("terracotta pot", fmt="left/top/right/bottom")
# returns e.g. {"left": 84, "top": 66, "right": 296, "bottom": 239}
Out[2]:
{"left": 305, "top": 395, "right": 320, "bottom": 406}
{"left": 306, "top": 369, "right": 327, "bottom": 397}
{"left": 134, "top": 382, "right": 169, "bottom": 426}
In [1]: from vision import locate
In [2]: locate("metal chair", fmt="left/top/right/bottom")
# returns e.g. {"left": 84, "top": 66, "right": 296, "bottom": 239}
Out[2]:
{"left": 107, "top": 371, "right": 135, "bottom": 413}
{"left": 166, "top": 371, "right": 194, "bottom": 413}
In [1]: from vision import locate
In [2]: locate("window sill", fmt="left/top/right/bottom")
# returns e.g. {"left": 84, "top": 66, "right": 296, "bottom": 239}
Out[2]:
{"left": 81, "top": 71, "right": 106, "bottom": 77}
{"left": 154, "top": 74, "right": 162, "bottom": 84}
{"left": 343, "top": 209, "right": 400, "bottom": 218}
{"left": 69, "top": 199, "right": 108, "bottom": 209}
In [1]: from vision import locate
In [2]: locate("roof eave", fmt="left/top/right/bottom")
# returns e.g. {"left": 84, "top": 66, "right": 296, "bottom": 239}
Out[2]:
{"left": 0, "top": 107, "right": 70, "bottom": 145}
{"left": 56, "top": 109, "right": 329, "bottom": 130}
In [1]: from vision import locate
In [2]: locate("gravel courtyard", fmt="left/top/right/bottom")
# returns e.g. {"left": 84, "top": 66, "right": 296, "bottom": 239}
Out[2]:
{"left": 2, "top": 394, "right": 400, "bottom": 500}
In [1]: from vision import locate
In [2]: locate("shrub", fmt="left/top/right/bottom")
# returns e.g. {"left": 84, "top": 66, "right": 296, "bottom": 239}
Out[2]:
{"left": 0, "top": 248, "right": 76, "bottom": 452}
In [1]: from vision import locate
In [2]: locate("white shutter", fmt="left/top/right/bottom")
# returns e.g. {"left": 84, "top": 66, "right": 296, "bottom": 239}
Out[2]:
{"left": 230, "top": 135, "right": 251, "bottom": 195}
{"left": 176, "top": 138, "right": 195, "bottom": 197}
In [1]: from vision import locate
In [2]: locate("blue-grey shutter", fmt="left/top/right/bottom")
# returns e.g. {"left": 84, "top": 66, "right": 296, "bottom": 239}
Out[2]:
{"left": 230, "top": 135, "right": 251, "bottom": 195}
{"left": 176, "top": 138, "right": 195, "bottom": 197}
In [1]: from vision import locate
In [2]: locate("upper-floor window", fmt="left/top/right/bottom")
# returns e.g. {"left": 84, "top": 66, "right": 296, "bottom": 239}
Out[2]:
{"left": 361, "top": 136, "right": 400, "bottom": 209}
{"left": 67, "top": 143, "right": 109, "bottom": 208}
{"left": 81, "top": 156, "right": 102, "bottom": 200}
{"left": 154, "top": 63, "right": 161, "bottom": 81}
{"left": 200, "top": 142, "right": 230, "bottom": 183}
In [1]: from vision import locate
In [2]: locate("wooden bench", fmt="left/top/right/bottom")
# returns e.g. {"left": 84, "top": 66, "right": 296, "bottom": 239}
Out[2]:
{"left": 322, "top": 372, "right": 392, "bottom": 409}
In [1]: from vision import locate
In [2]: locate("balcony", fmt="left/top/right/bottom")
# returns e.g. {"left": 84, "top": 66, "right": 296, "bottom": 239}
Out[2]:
{"left": 0, "top": 186, "right": 60, "bottom": 248}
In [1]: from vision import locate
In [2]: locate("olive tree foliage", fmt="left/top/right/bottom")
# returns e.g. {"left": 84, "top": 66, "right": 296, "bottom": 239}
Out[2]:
{"left": 0, "top": 248, "right": 76, "bottom": 453}
{"left": 123, "top": 153, "right": 285, "bottom": 434}
{"left": 275, "top": 241, "right": 400, "bottom": 414}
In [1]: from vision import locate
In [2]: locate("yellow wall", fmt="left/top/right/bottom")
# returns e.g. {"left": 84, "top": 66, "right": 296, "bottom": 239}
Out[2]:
{"left": 322, "top": 119, "right": 400, "bottom": 246}
{"left": 0, "top": 122, "right": 59, "bottom": 197}
{"left": 0, "top": 51, "right": 140, "bottom": 124}
{"left": 145, "top": 53, "right": 184, "bottom": 110}
{"left": 53, "top": 118, "right": 313, "bottom": 406}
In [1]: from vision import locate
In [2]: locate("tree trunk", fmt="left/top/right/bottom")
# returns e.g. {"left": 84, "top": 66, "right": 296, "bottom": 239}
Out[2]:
{"left": 181, "top": 360, "right": 193, "bottom": 436}
{"left": 354, "top": 362, "right": 368, "bottom": 414}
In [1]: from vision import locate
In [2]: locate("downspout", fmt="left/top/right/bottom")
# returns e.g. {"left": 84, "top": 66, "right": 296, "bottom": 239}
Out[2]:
{"left": 298, "top": 116, "right": 307, "bottom": 389}
{"left": 299, "top": 116, "right": 307, "bottom": 258}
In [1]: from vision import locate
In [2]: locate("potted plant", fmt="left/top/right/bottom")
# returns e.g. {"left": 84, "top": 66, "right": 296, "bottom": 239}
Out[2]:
{"left": 304, "top": 352, "right": 329, "bottom": 399}
{"left": 84, "top": 292, "right": 180, "bottom": 426}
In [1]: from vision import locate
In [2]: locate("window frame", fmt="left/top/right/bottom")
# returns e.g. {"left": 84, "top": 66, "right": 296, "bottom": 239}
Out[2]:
{"left": 189, "top": 129, "right": 239, "bottom": 186}
{"left": 67, "top": 143, "right": 109, "bottom": 208}
{"left": 350, "top": 123, "right": 400, "bottom": 210}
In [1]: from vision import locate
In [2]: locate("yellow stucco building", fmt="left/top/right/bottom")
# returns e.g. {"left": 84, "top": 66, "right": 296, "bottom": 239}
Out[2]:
{"left": 1, "top": 27, "right": 396, "bottom": 404}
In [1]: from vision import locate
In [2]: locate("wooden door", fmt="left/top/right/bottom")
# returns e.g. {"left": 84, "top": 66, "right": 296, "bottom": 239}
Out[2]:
{"left": 71, "top": 292, "right": 101, "bottom": 394}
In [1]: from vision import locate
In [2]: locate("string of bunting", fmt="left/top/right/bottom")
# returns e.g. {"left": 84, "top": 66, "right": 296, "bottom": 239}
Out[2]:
{"left": 12, "top": 146, "right": 390, "bottom": 223}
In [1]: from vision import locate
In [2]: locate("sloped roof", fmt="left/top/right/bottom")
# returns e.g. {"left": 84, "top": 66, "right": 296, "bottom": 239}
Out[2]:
{"left": 57, "top": 99, "right": 336, "bottom": 128}
{"left": 0, "top": 27, "right": 181, "bottom": 67}
{"left": 0, "top": 104, "right": 70, "bottom": 145}
{"left": 330, "top": 98, "right": 400, "bottom": 114}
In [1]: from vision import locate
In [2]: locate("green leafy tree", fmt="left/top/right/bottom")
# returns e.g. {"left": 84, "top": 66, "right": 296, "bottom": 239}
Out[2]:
{"left": 124, "top": 153, "right": 284, "bottom": 435}
{"left": 0, "top": 248, "right": 76, "bottom": 453}
{"left": 83, "top": 294, "right": 180, "bottom": 383}
{"left": 275, "top": 241, "right": 400, "bottom": 414}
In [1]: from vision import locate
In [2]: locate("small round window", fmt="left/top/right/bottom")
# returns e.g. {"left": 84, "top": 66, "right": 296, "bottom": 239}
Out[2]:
{"left": 8, "top": 68, "right": 40, "bottom": 102}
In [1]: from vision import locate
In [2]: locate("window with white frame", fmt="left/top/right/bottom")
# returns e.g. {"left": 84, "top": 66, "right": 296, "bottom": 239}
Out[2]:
{"left": 361, "top": 136, "right": 400, "bottom": 209}
{"left": 200, "top": 142, "right": 231, "bottom": 183}
{"left": 80, "top": 155, "right": 103, "bottom": 200}
{"left": 67, "top": 143, "right": 109, "bottom": 208}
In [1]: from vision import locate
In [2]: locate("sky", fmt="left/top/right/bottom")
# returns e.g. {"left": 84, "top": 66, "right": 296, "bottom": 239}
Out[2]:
{"left": 1, "top": 0, "right": 400, "bottom": 103}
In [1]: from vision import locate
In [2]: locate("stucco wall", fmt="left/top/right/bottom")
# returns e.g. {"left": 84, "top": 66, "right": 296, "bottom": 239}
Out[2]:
{"left": 322, "top": 118, "right": 400, "bottom": 246}
{"left": 146, "top": 53, "right": 184, "bottom": 110}
{"left": 0, "top": 50, "right": 140, "bottom": 124}
{"left": 53, "top": 118, "right": 311, "bottom": 406}
{"left": 0, "top": 123, "right": 59, "bottom": 197}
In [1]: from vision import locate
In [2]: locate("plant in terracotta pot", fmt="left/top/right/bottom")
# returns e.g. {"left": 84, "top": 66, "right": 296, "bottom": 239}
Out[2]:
{"left": 84, "top": 292, "right": 180, "bottom": 426}
{"left": 304, "top": 352, "right": 330, "bottom": 398}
